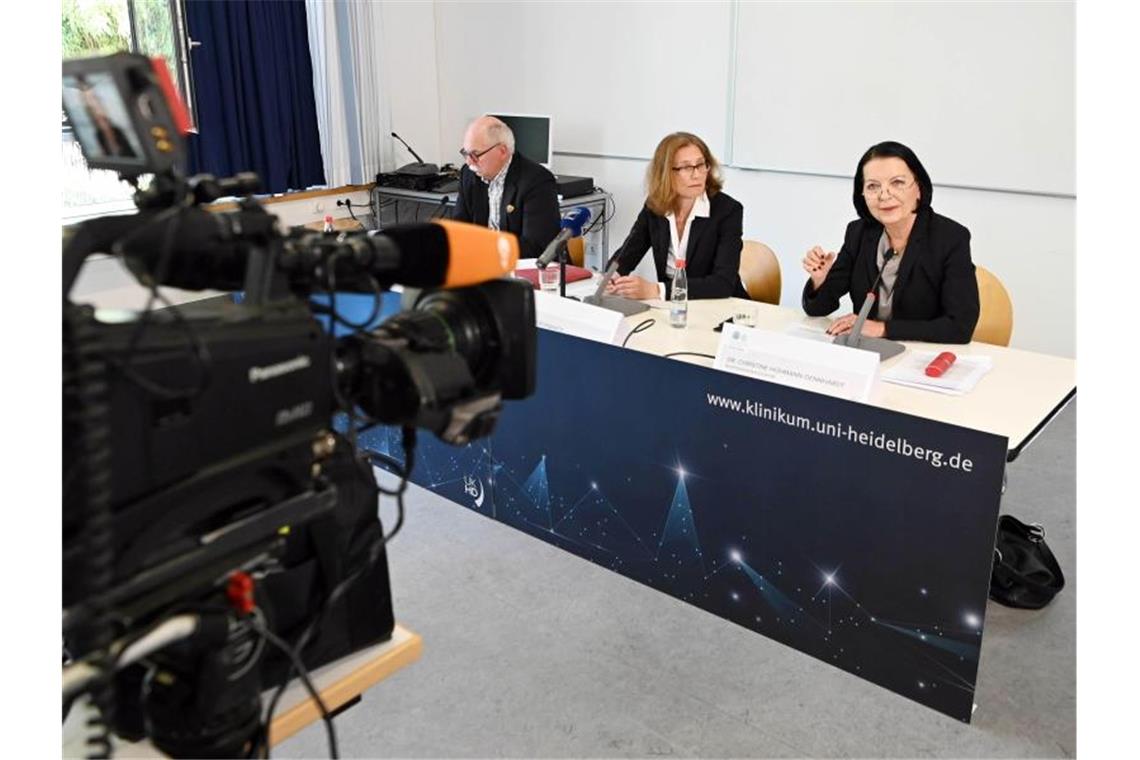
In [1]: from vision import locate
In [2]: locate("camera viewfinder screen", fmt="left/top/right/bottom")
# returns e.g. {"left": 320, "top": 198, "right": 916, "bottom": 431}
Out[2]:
{"left": 63, "top": 72, "right": 145, "bottom": 167}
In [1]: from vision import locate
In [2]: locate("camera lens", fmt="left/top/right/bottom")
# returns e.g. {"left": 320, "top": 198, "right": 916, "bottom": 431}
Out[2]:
{"left": 410, "top": 290, "right": 497, "bottom": 387}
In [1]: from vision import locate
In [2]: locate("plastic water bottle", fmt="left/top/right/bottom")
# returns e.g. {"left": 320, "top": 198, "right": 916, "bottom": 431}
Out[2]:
{"left": 670, "top": 259, "right": 688, "bottom": 328}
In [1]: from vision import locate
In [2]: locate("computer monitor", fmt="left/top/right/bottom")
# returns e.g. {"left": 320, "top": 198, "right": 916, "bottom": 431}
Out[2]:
{"left": 487, "top": 113, "right": 552, "bottom": 169}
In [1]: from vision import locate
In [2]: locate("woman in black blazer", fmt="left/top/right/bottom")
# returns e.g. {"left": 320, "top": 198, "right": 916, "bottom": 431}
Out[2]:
{"left": 608, "top": 132, "right": 746, "bottom": 300}
{"left": 803, "top": 141, "right": 979, "bottom": 344}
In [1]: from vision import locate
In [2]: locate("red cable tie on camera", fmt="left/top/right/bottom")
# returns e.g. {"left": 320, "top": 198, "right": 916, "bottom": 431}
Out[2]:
{"left": 226, "top": 571, "right": 255, "bottom": 615}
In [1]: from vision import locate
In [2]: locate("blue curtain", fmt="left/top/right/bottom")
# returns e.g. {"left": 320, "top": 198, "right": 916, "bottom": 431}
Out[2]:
{"left": 185, "top": 0, "right": 326, "bottom": 193}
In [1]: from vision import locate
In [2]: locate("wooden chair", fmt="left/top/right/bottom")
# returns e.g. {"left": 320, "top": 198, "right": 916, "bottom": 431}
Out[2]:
{"left": 973, "top": 266, "right": 1014, "bottom": 347}
{"left": 566, "top": 236, "right": 585, "bottom": 267}
{"left": 738, "top": 240, "right": 782, "bottom": 304}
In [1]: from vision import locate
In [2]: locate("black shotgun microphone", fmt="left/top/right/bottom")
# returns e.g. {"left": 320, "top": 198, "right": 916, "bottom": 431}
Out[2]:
{"left": 391, "top": 132, "right": 439, "bottom": 176}
{"left": 835, "top": 248, "right": 905, "bottom": 361}
{"left": 115, "top": 214, "right": 519, "bottom": 292}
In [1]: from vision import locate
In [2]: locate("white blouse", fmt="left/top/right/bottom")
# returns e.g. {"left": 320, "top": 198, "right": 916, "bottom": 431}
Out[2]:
{"left": 659, "top": 192, "right": 711, "bottom": 298}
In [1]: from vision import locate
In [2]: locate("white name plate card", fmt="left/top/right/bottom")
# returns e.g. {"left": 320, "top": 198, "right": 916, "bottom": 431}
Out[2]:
{"left": 534, "top": 291, "right": 624, "bottom": 345}
{"left": 713, "top": 325, "right": 879, "bottom": 402}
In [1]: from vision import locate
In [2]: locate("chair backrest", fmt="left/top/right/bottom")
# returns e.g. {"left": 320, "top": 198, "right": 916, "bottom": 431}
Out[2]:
{"left": 738, "top": 240, "right": 782, "bottom": 304}
{"left": 973, "top": 265, "right": 1014, "bottom": 346}
{"left": 567, "top": 236, "right": 585, "bottom": 267}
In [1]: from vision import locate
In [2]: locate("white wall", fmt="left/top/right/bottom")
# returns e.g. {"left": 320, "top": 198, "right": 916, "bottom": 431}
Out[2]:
{"left": 431, "top": 1, "right": 733, "bottom": 161}
{"left": 398, "top": 0, "right": 1076, "bottom": 358}
{"left": 379, "top": 1, "right": 443, "bottom": 166}
{"left": 731, "top": 1, "right": 1075, "bottom": 195}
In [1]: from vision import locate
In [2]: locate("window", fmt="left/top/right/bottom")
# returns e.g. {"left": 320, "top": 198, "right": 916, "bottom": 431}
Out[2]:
{"left": 62, "top": 0, "right": 196, "bottom": 219}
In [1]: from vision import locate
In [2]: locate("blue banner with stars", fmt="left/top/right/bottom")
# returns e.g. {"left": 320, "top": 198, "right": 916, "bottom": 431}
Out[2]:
{"left": 359, "top": 327, "right": 1007, "bottom": 722}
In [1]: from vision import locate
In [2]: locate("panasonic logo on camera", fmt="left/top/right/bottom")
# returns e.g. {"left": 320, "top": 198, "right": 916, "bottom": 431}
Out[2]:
{"left": 248, "top": 355, "right": 312, "bottom": 384}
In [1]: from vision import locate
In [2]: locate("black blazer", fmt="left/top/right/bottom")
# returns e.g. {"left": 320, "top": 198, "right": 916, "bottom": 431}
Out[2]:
{"left": 613, "top": 192, "right": 746, "bottom": 300}
{"left": 802, "top": 207, "right": 979, "bottom": 344}
{"left": 451, "top": 152, "right": 561, "bottom": 260}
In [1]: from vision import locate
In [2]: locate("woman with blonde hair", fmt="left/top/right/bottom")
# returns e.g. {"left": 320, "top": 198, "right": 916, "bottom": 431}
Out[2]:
{"left": 607, "top": 132, "right": 746, "bottom": 300}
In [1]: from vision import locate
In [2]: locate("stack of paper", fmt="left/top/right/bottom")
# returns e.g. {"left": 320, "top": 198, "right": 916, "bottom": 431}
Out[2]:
{"left": 882, "top": 352, "right": 993, "bottom": 395}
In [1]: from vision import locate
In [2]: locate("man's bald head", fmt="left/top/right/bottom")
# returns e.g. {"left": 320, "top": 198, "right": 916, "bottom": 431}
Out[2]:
{"left": 469, "top": 116, "right": 515, "bottom": 153}
{"left": 462, "top": 116, "right": 514, "bottom": 180}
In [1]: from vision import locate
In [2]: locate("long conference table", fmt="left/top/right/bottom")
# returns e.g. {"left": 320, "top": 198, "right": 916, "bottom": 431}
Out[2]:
{"left": 361, "top": 268, "right": 1076, "bottom": 722}
{"left": 555, "top": 272, "right": 1076, "bottom": 462}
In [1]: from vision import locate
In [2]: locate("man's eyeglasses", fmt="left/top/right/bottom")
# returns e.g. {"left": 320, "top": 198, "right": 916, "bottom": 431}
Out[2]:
{"left": 460, "top": 143, "right": 501, "bottom": 163}
{"left": 863, "top": 176, "right": 915, "bottom": 199}
{"left": 672, "top": 161, "right": 709, "bottom": 178}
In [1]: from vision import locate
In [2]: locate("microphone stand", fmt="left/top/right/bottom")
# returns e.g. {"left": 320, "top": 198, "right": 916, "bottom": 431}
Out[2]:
{"left": 833, "top": 251, "right": 906, "bottom": 362}
{"left": 559, "top": 242, "right": 568, "bottom": 299}
{"left": 431, "top": 194, "right": 451, "bottom": 221}
{"left": 536, "top": 238, "right": 570, "bottom": 298}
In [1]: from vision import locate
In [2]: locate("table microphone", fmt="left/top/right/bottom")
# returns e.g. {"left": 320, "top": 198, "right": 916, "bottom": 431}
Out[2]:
{"left": 391, "top": 131, "right": 438, "bottom": 175}
{"left": 840, "top": 248, "right": 895, "bottom": 347}
{"left": 833, "top": 249, "right": 906, "bottom": 361}
{"left": 536, "top": 207, "right": 592, "bottom": 269}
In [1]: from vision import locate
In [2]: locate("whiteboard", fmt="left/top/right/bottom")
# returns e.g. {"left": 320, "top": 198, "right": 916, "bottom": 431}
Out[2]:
{"left": 730, "top": 1, "right": 1074, "bottom": 195}
{"left": 432, "top": 1, "right": 733, "bottom": 161}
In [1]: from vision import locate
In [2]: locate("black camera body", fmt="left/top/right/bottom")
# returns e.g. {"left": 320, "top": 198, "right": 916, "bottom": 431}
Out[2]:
{"left": 62, "top": 53, "right": 536, "bottom": 757}
{"left": 62, "top": 298, "right": 335, "bottom": 616}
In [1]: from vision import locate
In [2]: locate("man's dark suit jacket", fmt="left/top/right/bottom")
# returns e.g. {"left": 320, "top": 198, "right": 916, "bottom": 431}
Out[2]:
{"left": 802, "top": 207, "right": 979, "bottom": 344}
{"left": 613, "top": 191, "right": 747, "bottom": 300}
{"left": 451, "top": 152, "right": 561, "bottom": 260}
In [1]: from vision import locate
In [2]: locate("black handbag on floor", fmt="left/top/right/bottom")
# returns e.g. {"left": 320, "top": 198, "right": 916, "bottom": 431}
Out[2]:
{"left": 989, "top": 515, "right": 1065, "bottom": 609}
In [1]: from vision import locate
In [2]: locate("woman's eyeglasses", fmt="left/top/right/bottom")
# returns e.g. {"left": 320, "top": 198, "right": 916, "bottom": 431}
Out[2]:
{"left": 671, "top": 161, "right": 709, "bottom": 178}
{"left": 863, "top": 176, "right": 915, "bottom": 199}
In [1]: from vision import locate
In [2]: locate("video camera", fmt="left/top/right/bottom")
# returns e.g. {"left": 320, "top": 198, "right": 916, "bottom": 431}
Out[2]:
{"left": 62, "top": 53, "right": 536, "bottom": 758}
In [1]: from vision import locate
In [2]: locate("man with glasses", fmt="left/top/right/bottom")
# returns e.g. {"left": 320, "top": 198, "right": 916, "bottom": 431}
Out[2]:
{"left": 452, "top": 116, "right": 560, "bottom": 260}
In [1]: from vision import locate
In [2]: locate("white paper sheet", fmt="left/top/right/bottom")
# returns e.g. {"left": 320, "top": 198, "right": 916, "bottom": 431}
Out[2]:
{"left": 882, "top": 352, "right": 993, "bottom": 395}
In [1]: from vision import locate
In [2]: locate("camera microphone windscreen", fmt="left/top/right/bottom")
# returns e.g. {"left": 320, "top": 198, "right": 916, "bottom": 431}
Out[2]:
{"left": 378, "top": 220, "right": 519, "bottom": 288}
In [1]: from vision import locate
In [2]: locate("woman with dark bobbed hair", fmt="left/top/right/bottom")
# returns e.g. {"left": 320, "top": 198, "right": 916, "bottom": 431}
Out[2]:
{"left": 802, "top": 141, "right": 979, "bottom": 343}
{"left": 607, "top": 132, "right": 746, "bottom": 300}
